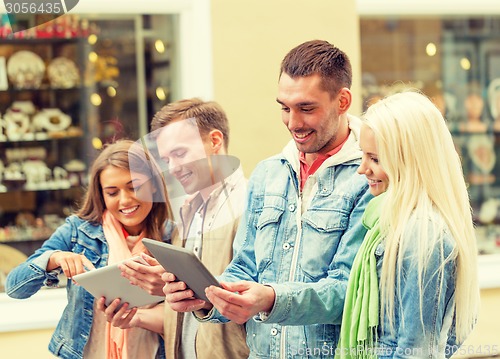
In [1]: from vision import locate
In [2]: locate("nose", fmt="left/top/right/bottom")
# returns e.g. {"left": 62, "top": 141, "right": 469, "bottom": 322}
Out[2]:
{"left": 119, "top": 189, "right": 134, "bottom": 204}
{"left": 168, "top": 159, "right": 182, "bottom": 176}
{"left": 357, "top": 158, "right": 371, "bottom": 176}
{"left": 285, "top": 110, "right": 303, "bottom": 131}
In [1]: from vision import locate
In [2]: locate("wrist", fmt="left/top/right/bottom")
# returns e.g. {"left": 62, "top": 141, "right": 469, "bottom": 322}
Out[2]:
{"left": 262, "top": 284, "right": 276, "bottom": 313}
{"left": 46, "top": 251, "right": 61, "bottom": 271}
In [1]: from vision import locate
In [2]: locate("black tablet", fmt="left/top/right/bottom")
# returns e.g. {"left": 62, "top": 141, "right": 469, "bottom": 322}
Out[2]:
{"left": 142, "top": 238, "right": 220, "bottom": 302}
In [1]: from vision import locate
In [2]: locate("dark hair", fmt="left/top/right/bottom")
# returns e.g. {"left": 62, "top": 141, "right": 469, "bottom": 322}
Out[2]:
{"left": 150, "top": 98, "right": 230, "bottom": 150}
{"left": 76, "top": 139, "right": 173, "bottom": 242}
{"left": 280, "top": 40, "right": 352, "bottom": 97}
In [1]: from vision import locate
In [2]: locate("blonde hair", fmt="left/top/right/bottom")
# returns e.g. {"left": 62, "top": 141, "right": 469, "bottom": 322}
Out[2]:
{"left": 363, "top": 90, "right": 479, "bottom": 342}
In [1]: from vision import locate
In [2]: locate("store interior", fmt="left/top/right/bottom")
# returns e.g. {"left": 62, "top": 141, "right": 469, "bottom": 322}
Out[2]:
{"left": 0, "top": 1, "right": 499, "bottom": 358}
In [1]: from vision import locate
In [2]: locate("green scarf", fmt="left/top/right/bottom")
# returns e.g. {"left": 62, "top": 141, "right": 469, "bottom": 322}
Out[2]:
{"left": 335, "top": 193, "right": 385, "bottom": 359}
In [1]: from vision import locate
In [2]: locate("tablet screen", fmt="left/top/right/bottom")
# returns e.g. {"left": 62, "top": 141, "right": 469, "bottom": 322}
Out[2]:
{"left": 142, "top": 238, "right": 220, "bottom": 302}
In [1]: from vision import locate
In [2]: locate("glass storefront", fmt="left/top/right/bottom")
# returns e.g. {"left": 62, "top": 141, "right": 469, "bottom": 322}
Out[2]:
{"left": 0, "top": 14, "right": 177, "bottom": 292}
{"left": 360, "top": 16, "right": 500, "bottom": 255}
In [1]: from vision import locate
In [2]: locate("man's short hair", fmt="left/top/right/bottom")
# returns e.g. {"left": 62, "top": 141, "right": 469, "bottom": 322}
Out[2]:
{"left": 151, "top": 98, "right": 230, "bottom": 149}
{"left": 280, "top": 40, "right": 352, "bottom": 98}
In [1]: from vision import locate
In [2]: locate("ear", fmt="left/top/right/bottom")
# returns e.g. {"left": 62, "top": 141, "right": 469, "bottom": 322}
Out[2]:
{"left": 208, "top": 129, "right": 225, "bottom": 154}
{"left": 338, "top": 88, "right": 352, "bottom": 114}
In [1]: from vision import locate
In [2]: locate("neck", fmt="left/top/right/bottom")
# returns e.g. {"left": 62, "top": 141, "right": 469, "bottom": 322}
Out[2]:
{"left": 198, "top": 182, "right": 220, "bottom": 202}
{"left": 304, "top": 127, "right": 350, "bottom": 166}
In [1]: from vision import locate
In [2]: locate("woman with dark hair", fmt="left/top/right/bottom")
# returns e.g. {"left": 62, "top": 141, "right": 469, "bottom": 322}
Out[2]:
{"left": 6, "top": 139, "right": 174, "bottom": 359}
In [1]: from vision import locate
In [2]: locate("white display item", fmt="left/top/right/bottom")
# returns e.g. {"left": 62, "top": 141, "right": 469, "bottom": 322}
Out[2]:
{"left": 32, "top": 108, "right": 72, "bottom": 133}
{"left": 47, "top": 57, "right": 80, "bottom": 89}
{"left": 10, "top": 101, "right": 36, "bottom": 115}
{"left": 3, "top": 111, "right": 30, "bottom": 141}
{"left": 6, "top": 51, "right": 46, "bottom": 89}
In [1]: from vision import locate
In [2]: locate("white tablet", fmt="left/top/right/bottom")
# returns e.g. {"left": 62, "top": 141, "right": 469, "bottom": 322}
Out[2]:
{"left": 142, "top": 238, "right": 220, "bottom": 302}
{"left": 73, "top": 256, "right": 164, "bottom": 308}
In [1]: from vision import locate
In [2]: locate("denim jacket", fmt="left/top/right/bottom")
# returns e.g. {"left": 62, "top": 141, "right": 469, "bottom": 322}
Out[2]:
{"left": 374, "top": 213, "right": 461, "bottom": 359}
{"left": 202, "top": 116, "right": 373, "bottom": 358}
{"left": 5, "top": 215, "right": 166, "bottom": 359}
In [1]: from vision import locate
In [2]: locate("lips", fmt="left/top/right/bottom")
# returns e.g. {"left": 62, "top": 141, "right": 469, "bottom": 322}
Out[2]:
{"left": 293, "top": 130, "right": 313, "bottom": 143}
{"left": 367, "top": 178, "right": 382, "bottom": 185}
{"left": 176, "top": 172, "right": 192, "bottom": 185}
{"left": 120, "top": 205, "right": 139, "bottom": 214}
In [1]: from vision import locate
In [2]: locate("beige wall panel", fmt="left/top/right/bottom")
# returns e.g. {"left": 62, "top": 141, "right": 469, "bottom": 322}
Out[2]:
{"left": 211, "top": 0, "right": 361, "bottom": 174}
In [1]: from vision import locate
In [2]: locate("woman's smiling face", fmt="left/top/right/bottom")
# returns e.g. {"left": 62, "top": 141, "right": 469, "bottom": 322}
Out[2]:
{"left": 357, "top": 123, "right": 389, "bottom": 196}
{"left": 100, "top": 166, "right": 154, "bottom": 235}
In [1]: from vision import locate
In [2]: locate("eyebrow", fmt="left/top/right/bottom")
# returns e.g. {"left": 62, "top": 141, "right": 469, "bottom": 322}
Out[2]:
{"left": 276, "top": 98, "right": 316, "bottom": 107}
{"left": 102, "top": 179, "right": 135, "bottom": 190}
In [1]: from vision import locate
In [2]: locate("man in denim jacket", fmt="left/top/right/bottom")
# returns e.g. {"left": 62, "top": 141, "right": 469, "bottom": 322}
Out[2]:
{"left": 164, "top": 40, "right": 372, "bottom": 358}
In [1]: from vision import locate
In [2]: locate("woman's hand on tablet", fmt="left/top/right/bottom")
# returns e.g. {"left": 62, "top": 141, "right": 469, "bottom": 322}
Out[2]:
{"left": 119, "top": 253, "right": 166, "bottom": 296}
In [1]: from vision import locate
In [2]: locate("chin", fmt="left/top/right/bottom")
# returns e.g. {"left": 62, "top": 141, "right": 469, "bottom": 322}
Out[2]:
{"left": 370, "top": 189, "right": 383, "bottom": 197}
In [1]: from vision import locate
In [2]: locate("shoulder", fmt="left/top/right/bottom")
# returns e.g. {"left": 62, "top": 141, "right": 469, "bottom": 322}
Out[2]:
{"left": 403, "top": 210, "right": 457, "bottom": 258}
{"left": 247, "top": 155, "right": 290, "bottom": 185}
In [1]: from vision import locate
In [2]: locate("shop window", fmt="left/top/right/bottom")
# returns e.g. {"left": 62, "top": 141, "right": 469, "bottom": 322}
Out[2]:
{"left": 0, "top": 14, "right": 177, "bottom": 292}
{"left": 360, "top": 16, "right": 500, "bottom": 255}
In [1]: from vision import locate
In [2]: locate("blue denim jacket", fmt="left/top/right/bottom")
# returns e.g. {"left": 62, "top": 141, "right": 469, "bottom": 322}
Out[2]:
{"left": 374, "top": 216, "right": 461, "bottom": 359}
{"left": 203, "top": 117, "right": 373, "bottom": 358}
{"left": 5, "top": 215, "right": 166, "bottom": 359}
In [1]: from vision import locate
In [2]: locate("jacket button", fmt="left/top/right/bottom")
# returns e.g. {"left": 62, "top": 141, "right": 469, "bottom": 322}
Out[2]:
{"left": 282, "top": 243, "right": 291, "bottom": 250}
{"left": 288, "top": 204, "right": 295, "bottom": 211}
{"left": 270, "top": 328, "right": 278, "bottom": 336}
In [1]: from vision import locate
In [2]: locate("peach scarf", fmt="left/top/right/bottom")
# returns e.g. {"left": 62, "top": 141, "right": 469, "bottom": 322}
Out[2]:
{"left": 102, "top": 210, "right": 157, "bottom": 359}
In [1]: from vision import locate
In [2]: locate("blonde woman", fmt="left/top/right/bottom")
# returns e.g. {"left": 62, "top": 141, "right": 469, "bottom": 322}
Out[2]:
{"left": 336, "top": 91, "right": 479, "bottom": 358}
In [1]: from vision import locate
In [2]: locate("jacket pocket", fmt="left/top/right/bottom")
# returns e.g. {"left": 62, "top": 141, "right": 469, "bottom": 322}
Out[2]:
{"left": 300, "top": 209, "right": 348, "bottom": 280}
{"left": 254, "top": 195, "right": 285, "bottom": 274}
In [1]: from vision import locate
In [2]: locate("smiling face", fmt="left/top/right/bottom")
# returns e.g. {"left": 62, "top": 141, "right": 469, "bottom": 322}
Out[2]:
{"left": 277, "top": 73, "right": 350, "bottom": 164}
{"left": 156, "top": 119, "right": 215, "bottom": 195}
{"left": 357, "top": 123, "right": 389, "bottom": 196}
{"left": 100, "top": 166, "right": 154, "bottom": 235}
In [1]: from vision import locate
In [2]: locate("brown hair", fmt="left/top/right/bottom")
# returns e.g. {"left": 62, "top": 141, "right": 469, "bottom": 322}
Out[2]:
{"left": 76, "top": 139, "right": 173, "bottom": 242}
{"left": 150, "top": 98, "right": 230, "bottom": 150}
{"left": 280, "top": 40, "right": 352, "bottom": 97}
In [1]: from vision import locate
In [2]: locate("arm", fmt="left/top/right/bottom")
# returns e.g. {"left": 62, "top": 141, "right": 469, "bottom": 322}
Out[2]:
{"left": 5, "top": 218, "right": 83, "bottom": 299}
{"left": 206, "top": 176, "right": 372, "bottom": 326}
{"left": 163, "top": 176, "right": 260, "bottom": 320}
{"left": 195, "top": 176, "right": 265, "bottom": 323}
{"left": 205, "top": 281, "right": 275, "bottom": 324}
{"left": 97, "top": 297, "right": 165, "bottom": 334}
{"left": 393, "top": 234, "right": 457, "bottom": 358}
{"left": 265, "top": 186, "right": 372, "bottom": 326}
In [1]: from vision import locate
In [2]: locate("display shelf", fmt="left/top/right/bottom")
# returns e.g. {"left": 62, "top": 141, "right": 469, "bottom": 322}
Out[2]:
{"left": 0, "top": 15, "right": 178, "bottom": 300}
{"left": 0, "top": 133, "right": 83, "bottom": 143}
{"left": 0, "top": 85, "right": 82, "bottom": 92}
{"left": 0, "top": 35, "right": 89, "bottom": 279}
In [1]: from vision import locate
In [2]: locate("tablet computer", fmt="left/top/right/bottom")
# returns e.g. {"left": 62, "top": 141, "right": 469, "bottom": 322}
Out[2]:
{"left": 142, "top": 238, "right": 220, "bottom": 302}
{"left": 73, "top": 256, "right": 165, "bottom": 308}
